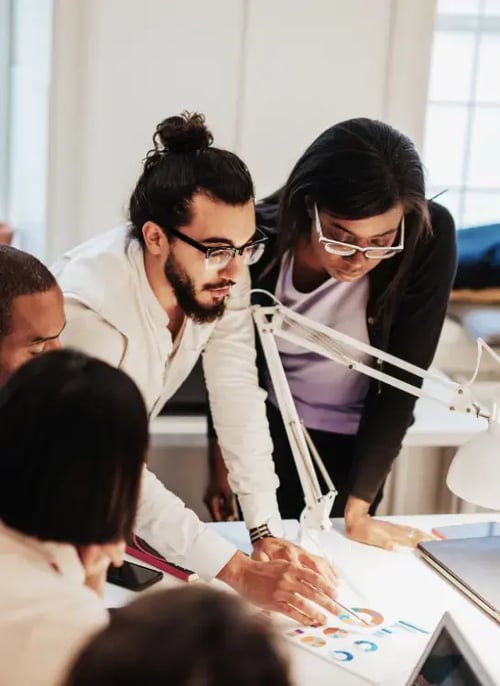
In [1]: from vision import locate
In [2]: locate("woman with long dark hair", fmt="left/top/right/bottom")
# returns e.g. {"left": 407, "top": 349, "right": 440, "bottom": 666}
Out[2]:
{"left": 206, "top": 118, "right": 456, "bottom": 550}
{"left": 0, "top": 350, "right": 148, "bottom": 686}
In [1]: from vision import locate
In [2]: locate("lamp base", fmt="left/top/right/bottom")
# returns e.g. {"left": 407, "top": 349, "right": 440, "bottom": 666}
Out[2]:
{"left": 299, "top": 490, "right": 336, "bottom": 531}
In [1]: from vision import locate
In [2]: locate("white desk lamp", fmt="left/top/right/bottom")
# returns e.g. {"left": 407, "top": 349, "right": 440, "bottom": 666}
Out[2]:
{"left": 252, "top": 290, "right": 500, "bottom": 530}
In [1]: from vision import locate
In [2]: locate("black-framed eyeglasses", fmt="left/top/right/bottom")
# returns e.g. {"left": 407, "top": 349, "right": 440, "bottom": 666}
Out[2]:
{"left": 314, "top": 204, "right": 405, "bottom": 260}
{"left": 168, "top": 226, "right": 268, "bottom": 270}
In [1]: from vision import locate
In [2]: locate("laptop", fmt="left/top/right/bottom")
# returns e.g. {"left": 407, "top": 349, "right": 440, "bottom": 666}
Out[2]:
{"left": 418, "top": 537, "right": 500, "bottom": 624}
{"left": 405, "top": 612, "right": 496, "bottom": 685}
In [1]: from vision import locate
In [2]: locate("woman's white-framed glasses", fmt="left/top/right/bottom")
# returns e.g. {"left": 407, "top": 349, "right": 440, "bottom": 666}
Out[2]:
{"left": 314, "top": 204, "right": 405, "bottom": 260}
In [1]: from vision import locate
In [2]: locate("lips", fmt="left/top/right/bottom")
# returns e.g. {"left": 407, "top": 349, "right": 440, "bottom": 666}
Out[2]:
{"left": 207, "top": 280, "right": 234, "bottom": 294}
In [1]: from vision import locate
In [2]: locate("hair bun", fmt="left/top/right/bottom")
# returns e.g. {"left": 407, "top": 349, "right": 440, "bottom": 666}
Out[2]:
{"left": 153, "top": 111, "right": 213, "bottom": 154}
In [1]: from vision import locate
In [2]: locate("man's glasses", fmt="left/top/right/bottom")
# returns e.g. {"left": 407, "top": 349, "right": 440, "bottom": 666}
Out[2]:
{"left": 168, "top": 226, "right": 268, "bottom": 270}
{"left": 314, "top": 204, "right": 405, "bottom": 260}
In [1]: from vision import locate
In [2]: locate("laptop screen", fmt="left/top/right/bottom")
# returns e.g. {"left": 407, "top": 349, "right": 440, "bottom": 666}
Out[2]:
{"left": 410, "top": 625, "right": 482, "bottom": 686}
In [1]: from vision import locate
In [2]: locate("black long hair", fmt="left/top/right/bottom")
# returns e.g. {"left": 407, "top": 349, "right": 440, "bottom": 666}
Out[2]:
{"left": 266, "top": 118, "right": 430, "bottom": 258}
{"left": 0, "top": 350, "right": 148, "bottom": 545}
{"left": 260, "top": 118, "right": 431, "bottom": 316}
{"left": 129, "top": 111, "right": 254, "bottom": 244}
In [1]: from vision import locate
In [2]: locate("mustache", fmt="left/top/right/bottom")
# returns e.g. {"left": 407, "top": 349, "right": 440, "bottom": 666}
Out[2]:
{"left": 204, "top": 280, "right": 235, "bottom": 291}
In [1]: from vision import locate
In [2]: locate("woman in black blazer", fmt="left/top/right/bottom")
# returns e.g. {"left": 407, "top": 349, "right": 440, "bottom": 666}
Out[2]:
{"left": 206, "top": 118, "right": 456, "bottom": 550}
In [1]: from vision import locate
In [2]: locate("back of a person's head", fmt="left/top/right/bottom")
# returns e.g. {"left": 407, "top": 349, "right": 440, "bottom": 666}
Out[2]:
{"left": 128, "top": 111, "right": 254, "bottom": 245}
{"left": 0, "top": 349, "right": 148, "bottom": 545}
{"left": 0, "top": 245, "right": 57, "bottom": 340}
{"left": 66, "top": 586, "right": 292, "bottom": 686}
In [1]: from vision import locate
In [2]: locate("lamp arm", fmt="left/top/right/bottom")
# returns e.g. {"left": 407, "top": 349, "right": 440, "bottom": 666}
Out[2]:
{"left": 253, "top": 309, "right": 322, "bottom": 503}
{"left": 250, "top": 291, "right": 495, "bottom": 528}
{"left": 252, "top": 291, "right": 480, "bottom": 418}
{"left": 252, "top": 290, "right": 455, "bottom": 391}
{"left": 252, "top": 306, "right": 336, "bottom": 530}
{"left": 469, "top": 338, "right": 500, "bottom": 387}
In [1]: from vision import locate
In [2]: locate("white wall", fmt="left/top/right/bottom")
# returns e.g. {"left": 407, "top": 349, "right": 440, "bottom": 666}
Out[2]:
{"left": 239, "top": 0, "right": 393, "bottom": 196}
{"left": 7, "top": 0, "right": 53, "bottom": 258}
{"left": 44, "top": 0, "right": 436, "bottom": 262}
{"left": 45, "top": 0, "right": 438, "bottom": 261}
{"left": 47, "top": 0, "right": 247, "bottom": 260}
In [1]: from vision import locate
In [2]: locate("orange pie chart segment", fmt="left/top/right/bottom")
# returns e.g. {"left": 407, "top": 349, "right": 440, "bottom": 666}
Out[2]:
{"left": 300, "top": 636, "right": 326, "bottom": 648}
{"left": 338, "top": 608, "right": 384, "bottom": 627}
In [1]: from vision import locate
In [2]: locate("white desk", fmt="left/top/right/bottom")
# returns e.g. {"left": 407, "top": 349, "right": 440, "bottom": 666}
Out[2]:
{"left": 105, "top": 514, "right": 500, "bottom": 686}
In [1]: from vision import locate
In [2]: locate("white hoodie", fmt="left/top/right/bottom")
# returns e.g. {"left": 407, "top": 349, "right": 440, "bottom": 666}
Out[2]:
{"left": 53, "top": 226, "right": 280, "bottom": 580}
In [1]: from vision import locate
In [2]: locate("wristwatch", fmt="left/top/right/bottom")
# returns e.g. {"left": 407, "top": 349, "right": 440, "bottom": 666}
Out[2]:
{"left": 249, "top": 517, "right": 285, "bottom": 544}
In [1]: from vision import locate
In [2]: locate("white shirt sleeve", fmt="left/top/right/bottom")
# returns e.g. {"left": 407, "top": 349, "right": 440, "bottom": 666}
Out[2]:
{"left": 202, "top": 268, "right": 281, "bottom": 529}
{"left": 60, "top": 299, "right": 237, "bottom": 580}
{"left": 136, "top": 468, "right": 237, "bottom": 580}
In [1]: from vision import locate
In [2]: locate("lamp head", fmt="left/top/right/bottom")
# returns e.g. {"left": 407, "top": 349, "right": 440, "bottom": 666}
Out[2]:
{"left": 447, "top": 405, "right": 500, "bottom": 510}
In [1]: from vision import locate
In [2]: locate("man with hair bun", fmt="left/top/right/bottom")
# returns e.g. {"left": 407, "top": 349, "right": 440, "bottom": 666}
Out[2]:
{"left": 53, "top": 112, "right": 339, "bottom": 624}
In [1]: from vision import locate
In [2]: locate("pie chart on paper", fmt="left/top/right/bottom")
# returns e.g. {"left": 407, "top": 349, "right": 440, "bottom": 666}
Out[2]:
{"left": 338, "top": 608, "right": 384, "bottom": 627}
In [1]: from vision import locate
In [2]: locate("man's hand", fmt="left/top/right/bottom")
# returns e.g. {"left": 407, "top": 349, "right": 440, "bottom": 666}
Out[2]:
{"left": 217, "top": 551, "right": 340, "bottom": 626}
{"left": 252, "top": 537, "right": 338, "bottom": 590}
{"left": 204, "top": 440, "right": 238, "bottom": 522}
{"left": 345, "top": 496, "right": 434, "bottom": 550}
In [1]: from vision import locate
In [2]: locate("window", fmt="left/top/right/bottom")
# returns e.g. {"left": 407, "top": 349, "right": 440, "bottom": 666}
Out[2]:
{"left": 0, "top": 0, "right": 12, "bottom": 221}
{"left": 423, "top": 0, "right": 500, "bottom": 229}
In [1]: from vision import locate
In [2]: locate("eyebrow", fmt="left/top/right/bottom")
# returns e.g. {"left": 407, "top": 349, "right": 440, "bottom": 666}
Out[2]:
{"left": 326, "top": 221, "right": 399, "bottom": 239}
{"left": 200, "top": 237, "right": 236, "bottom": 246}
{"left": 31, "top": 321, "right": 66, "bottom": 344}
{"left": 200, "top": 232, "right": 259, "bottom": 248}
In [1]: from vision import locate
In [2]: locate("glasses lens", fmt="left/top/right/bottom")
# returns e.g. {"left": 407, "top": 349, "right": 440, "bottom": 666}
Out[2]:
{"left": 365, "top": 248, "right": 398, "bottom": 260}
{"left": 244, "top": 242, "right": 265, "bottom": 265}
{"left": 206, "top": 249, "right": 233, "bottom": 270}
{"left": 324, "top": 242, "right": 356, "bottom": 257}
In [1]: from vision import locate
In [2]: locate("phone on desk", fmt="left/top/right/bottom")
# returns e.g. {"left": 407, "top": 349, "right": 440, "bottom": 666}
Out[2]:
{"left": 106, "top": 560, "right": 163, "bottom": 591}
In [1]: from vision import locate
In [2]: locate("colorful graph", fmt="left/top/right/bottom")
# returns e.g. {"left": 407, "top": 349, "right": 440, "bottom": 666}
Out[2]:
{"left": 338, "top": 608, "right": 384, "bottom": 627}
{"left": 284, "top": 607, "right": 430, "bottom": 683}
{"left": 330, "top": 650, "right": 354, "bottom": 662}
{"left": 286, "top": 628, "right": 305, "bottom": 638}
{"left": 354, "top": 640, "right": 378, "bottom": 652}
{"left": 300, "top": 636, "right": 326, "bottom": 648}
{"left": 323, "top": 627, "right": 349, "bottom": 639}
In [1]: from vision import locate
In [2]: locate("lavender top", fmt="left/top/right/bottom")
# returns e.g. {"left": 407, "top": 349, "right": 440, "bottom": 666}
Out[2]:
{"left": 267, "top": 253, "right": 371, "bottom": 435}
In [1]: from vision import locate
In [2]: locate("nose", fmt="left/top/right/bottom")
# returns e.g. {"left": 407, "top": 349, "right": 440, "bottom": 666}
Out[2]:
{"left": 344, "top": 250, "right": 365, "bottom": 269}
{"left": 219, "top": 253, "right": 244, "bottom": 282}
{"left": 48, "top": 337, "right": 63, "bottom": 351}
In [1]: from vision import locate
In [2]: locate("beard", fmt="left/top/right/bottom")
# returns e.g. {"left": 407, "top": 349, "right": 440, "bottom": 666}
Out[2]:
{"left": 164, "top": 253, "right": 233, "bottom": 324}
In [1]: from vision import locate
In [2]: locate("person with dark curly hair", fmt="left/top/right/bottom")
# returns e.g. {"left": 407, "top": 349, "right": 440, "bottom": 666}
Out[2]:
{"left": 0, "top": 244, "right": 65, "bottom": 385}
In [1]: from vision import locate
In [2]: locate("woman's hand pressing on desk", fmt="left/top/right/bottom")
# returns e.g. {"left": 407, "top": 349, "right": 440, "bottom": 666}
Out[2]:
{"left": 345, "top": 496, "right": 434, "bottom": 550}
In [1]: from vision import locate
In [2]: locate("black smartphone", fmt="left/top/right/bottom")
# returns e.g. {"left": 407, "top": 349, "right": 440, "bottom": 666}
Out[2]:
{"left": 106, "top": 560, "right": 163, "bottom": 591}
